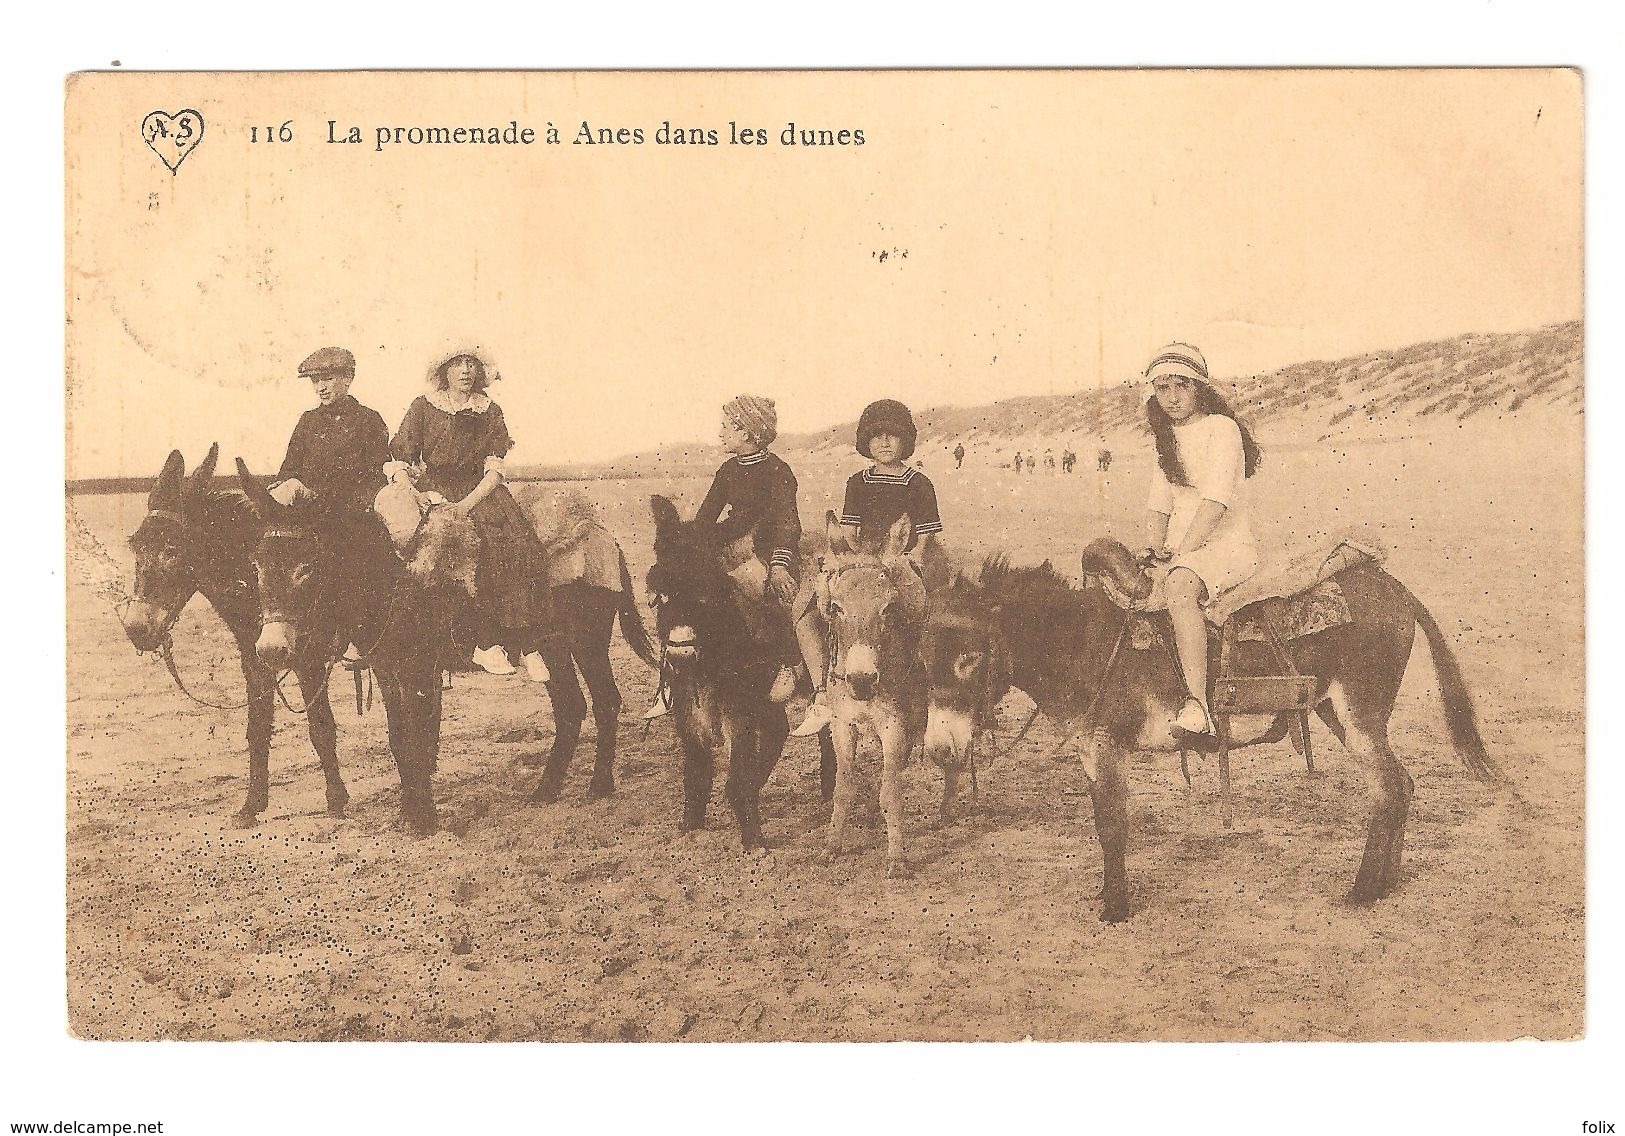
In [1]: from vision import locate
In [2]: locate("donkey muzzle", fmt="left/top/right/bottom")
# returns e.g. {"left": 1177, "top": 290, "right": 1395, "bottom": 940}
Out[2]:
{"left": 839, "top": 642, "right": 877, "bottom": 701}
{"left": 664, "top": 625, "right": 698, "bottom": 663}
{"left": 256, "top": 621, "right": 296, "bottom": 665}
{"left": 119, "top": 600, "right": 171, "bottom": 653}
{"left": 924, "top": 705, "right": 976, "bottom": 766}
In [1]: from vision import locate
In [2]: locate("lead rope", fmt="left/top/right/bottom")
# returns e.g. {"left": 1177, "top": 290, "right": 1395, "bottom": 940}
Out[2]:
{"left": 155, "top": 634, "right": 250, "bottom": 711}
{"left": 271, "top": 583, "right": 404, "bottom": 716}
{"left": 640, "top": 640, "right": 673, "bottom": 739}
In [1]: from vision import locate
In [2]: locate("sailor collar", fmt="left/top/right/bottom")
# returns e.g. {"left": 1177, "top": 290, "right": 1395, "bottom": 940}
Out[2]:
{"left": 427, "top": 389, "right": 492, "bottom": 415}
{"left": 861, "top": 465, "right": 917, "bottom": 485}
{"left": 734, "top": 450, "right": 769, "bottom": 467}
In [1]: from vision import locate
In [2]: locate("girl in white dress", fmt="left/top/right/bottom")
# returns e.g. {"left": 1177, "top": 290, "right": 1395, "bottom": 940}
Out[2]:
{"left": 1142, "top": 343, "right": 1262, "bottom": 735}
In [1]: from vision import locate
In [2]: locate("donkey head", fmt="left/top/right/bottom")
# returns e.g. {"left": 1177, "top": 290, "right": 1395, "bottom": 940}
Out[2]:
{"left": 122, "top": 444, "right": 221, "bottom": 651}
{"left": 237, "top": 457, "right": 325, "bottom": 667}
{"left": 646, "top": 495, "right": 735, "bottom": 670}
{"left": 824, "top": 511, "right": 915, "bottom": 702}
{"left": 921, "top": 573, "right": 1010, "bottom": 768}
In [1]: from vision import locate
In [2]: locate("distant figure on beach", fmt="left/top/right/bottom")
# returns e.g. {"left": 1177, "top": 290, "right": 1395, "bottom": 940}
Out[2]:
{"left": 953, "top": 442, "right": 965, "bottom": 469}
{"left": 1044, "top": 449, "right": 1056, "bottom": 473}
{"left": 1061, "top": 448, "right": 1076, "bottom": 473}
{"left": 1097, "top": 448, "right": 1113, "bottom": 472}
{"left": 1012, "top": 451, "right": 1023, "bottom": 473}
{"left": 1026, "top": 454, "right": 1036, "bottom": 474}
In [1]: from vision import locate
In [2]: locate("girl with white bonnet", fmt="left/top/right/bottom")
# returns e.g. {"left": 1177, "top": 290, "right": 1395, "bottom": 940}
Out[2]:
{"left": 386, "top": 349, "right": 559, "bottom": 681}
{"left": 1142, "top": 342, "right": 1262, "bottom": 735}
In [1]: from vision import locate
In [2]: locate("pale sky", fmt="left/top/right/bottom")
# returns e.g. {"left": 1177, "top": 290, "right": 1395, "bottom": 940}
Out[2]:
{"left": 65, "top": 69, "right": 1581, "bottom": 477}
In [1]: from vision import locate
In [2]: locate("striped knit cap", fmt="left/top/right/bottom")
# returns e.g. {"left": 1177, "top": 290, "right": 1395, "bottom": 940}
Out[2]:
{"left": 724, "top": 394, "right": 778, "bottom": 447}
{"left": 1144, "top": 343, "right": 1209, "bottom": 383}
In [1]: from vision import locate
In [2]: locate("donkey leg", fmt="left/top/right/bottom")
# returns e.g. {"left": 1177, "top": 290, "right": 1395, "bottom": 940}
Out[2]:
{"left": 878, "top": 717, "right": 911, "bottom": 878}
{"left": 817, "top": 727, "right": 837, "bottom": 804}
{"left": 235, "top": 654, "right": 275, "bottom": 827}
{"left": 530, "top": 641, "right": 586, "bottom": 804}
{"left": 938, "top": 764, "right": 960, "bottom": 827}
{"left": 586, "top": 712, "right": 620, "bottom": 800}
{"left": 409, "top": 676, "right": 448, "bottom": 838}
{"left": 674, "top": 700, "right": 716, "bottom": 832}
{"left": 391, "top": 679, "right": 442, "bottom": 838}
{"left": 1327, "top": 683, "right": 1411, "bottom": 904}
{"left": 576, "top": 611, "right": 625, "bottom": 799}
{"left": 1084, "top": 730, "right": 1131, "bottom": 923}
{"left": 297, "top": 662, "right": 348, "bottom": 816}
{"left": 376, "top": 676, "right": 421, "bottom": 829}
{"left": 824, "top": 717, "right": 861, "bottom": 858}
{"left": 724, "top": 731, "right": 765, "bottom": 852}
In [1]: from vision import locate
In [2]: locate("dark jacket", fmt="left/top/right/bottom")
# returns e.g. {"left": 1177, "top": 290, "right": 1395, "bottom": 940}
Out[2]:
{"left": 695, "top": 451, "right": 802, "bottom": 572}
{"left": 276, "top": 395, "right": 390, "bottom": 514}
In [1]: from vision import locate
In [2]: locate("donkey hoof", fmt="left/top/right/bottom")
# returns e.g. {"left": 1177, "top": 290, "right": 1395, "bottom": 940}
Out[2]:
{"left": 1345, "top": 878, "right": 1392, "bottom": 907}
{"left": 1099, "top": 892, "right": 1130, "bottom": 924}
{"left": 529, "top": 778, "right": 564, "bottom": 806}
{"left": 885, "top": 859, "right": 912, "bottom": 880}
{"left": 585, "top": 777, "right": 616, "bottom": 801}
{"left": 404, "top": 810, "right": 439, "bottom": 837}
{"left": 231, "top": 808, "right": 262, "bottom": 829}
{"left": 325, "top": 790, "right": 350, "bottom": 817}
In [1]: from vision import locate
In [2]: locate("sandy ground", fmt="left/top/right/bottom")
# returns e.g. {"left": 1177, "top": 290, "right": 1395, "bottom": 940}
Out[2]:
{"left": 65, "top": 416, "right": 1583, "bottom": 1041}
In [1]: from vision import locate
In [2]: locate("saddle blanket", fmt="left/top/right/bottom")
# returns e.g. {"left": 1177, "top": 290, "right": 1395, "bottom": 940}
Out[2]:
{"left": 1128, "top": 578, "right": 1352, "bottom": 651}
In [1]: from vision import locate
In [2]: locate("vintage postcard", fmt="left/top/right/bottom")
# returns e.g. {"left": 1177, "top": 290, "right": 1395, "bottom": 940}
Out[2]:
{"left": 64, "top": 69, "right": 1582, "bottom": 1044}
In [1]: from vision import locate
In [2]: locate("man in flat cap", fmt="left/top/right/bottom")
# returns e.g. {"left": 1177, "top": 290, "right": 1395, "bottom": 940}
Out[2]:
{"left": 268, "top": 347, "right": 390, "bottom": 512}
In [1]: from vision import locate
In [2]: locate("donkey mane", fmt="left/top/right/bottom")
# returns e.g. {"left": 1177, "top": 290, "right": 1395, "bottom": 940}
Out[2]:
{"left": 976, "top": 554, "right": 1094, "bottom": 613}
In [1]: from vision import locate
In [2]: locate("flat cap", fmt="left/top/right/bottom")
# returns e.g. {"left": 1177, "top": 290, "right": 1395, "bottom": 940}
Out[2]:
{"left": 298, "top": 347, "right": 356, "bottom": 376}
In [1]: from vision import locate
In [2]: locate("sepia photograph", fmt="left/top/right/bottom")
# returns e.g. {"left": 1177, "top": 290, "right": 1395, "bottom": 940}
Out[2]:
{"left": 19, "top": 19, "right": 1620, "bottom": 1127}
{"left": 62, "top": 67, "right": 1584, "bottom": 1047}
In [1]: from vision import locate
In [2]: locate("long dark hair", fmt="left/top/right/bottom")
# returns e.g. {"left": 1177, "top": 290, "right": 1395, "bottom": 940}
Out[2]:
{"left": 1146, "top": 380, "right": 1261, "bottom": 487}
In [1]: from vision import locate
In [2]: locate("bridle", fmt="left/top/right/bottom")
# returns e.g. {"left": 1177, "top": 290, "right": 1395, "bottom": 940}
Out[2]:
{"left": 822, "top": 557, "right": 903, "bottom": 686}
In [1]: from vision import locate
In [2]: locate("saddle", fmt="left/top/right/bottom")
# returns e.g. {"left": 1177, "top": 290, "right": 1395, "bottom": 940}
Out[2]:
{"left": 373, "top": 481, "right": 477, "bottom": 597}
{"left": 1085, "top": 531, "right": 1389, "bottom": 816}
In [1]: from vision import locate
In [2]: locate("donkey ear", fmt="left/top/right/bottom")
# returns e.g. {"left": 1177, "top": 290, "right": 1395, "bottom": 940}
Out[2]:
{"left": 188, "top": 442, "right": 220, "bottom": 496}
{"left": 824, "top": 510, "right": 849, "bottom": 556}
{"left": 884, "top": 513, "right": 913, "bottom": 559}
{"left": 149, "top": 450, "right": 185, "bottom": 512}
{"left": 236, "top": 457, "right": 280, "bottom": 519}
{"left": 650, "top": 494, "right": 681, "bottom": 535}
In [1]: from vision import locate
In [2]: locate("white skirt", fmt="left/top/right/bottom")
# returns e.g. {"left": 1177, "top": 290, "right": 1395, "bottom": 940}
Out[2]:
{"left": 1147, "top": 523, "right": 1259, "bottom": 610}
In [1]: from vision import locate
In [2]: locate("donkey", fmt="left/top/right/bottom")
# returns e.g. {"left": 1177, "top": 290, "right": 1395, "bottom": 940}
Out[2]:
{"left": 237, "top": 460, "right": 452, "bottom": 834}
{"left": 521, "top": 488, "right": 660, "bottom": 803}
{"left": 922, "top": 542, "right": 1495, "bottom": 923}
{"left": 821, "top": 512, "right": 929, "bottom": 877}
{"left": 645, "top": 495, "right": 790, "bottom": 851}
{"left": 120, "top": 446, "right": 351, "bottom": 825}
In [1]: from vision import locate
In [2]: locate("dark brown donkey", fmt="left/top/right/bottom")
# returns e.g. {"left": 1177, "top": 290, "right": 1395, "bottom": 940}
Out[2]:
{"left": 644, "top": 495, "right": 792, "bottom": 851}
{"left": 921, "top": 541, "right": 1495, "bottom": 923}
{"left": 120, "top": 446, "right": 351, "bottom": 825}
{"left": 237, "top": 459, "right": 452, "bottom": 834}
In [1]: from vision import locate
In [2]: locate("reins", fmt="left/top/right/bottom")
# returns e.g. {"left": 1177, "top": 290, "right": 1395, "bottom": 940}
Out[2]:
{"left": 960, "top": 591, "right": 1139, "bottom": 778}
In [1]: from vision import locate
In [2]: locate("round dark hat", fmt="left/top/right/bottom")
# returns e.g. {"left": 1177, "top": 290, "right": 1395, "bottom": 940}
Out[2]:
{"left": 856, "top": 399, "right": 918, "bottom": 461}
{"left": 298, "top": 346, "right": 356, "bottom": 376}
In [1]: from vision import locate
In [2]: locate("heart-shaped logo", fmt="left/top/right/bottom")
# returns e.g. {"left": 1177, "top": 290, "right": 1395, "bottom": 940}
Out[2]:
{"left": 141, "top": 109, "right": 205, "bottom": 174}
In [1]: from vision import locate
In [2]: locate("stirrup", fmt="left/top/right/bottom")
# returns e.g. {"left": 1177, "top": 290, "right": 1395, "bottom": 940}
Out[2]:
{"left": 641, "top": 686, "right": 672, "bottom": 720}
{"left": 1174, "top": 697, "right": 1215, "bottom": 736}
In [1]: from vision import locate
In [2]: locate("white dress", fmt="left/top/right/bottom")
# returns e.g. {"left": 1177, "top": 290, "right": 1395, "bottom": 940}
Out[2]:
{"left": 1147, "top": 414, "right": 1258, "bottom": 599}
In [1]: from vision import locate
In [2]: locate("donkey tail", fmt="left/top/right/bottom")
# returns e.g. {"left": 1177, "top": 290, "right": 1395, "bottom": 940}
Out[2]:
{"left": 616, "top": 547, "right": 659, "bottom": 668}
{"left": 1406, "top": 587, "right": 1498, "bottom": 782}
